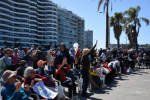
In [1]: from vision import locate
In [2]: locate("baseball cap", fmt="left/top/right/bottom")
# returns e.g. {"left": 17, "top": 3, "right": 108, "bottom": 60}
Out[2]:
{"left": 37, "top": 60, "right": 47, "bottom": 67}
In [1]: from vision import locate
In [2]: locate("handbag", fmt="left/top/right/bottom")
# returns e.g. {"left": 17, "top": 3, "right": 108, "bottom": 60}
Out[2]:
{"left": 44, "top": 70, "right": 56, "bottom": 87}
{"left": 45, "top": 80, "right": 55, "bottom": 87}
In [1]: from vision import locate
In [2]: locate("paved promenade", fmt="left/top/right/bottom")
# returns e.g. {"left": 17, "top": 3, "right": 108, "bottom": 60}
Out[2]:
{"left": 77, "top": 68, "right": 150, "bottom": 100}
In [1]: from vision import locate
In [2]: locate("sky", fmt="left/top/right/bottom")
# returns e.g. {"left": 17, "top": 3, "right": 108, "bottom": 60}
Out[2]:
{"left": 53, "top": 0, "right": 150, "bottom": 49}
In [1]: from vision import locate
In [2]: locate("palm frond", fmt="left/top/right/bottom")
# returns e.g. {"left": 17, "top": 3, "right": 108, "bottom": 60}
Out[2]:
{"left": 123, "top": 11, "right": 128, "bottom": 16}
{"left": 97, "top": 0, "right": 104, "bottom": 12}
{"left": 140, "top": 17, "right": 150, "bottom": 26}
{"left": 136, "top": 6, "right": 141, "bottom": 14}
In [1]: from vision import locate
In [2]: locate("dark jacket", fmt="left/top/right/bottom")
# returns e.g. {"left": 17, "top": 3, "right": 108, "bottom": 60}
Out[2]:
{"left": 32, "top": 50, "right": 46, "bottom": 68}
{"left": 17, "top": 66, "right": 27, "bottom": 77}
{"left": 35, "top": 68, "right": 49, "bottom": 77}
{"left": 55, "top": 50, "right": 71, "bottom": 65}
{"left": 80, "top": 44, "right": 96, "bottom": 71}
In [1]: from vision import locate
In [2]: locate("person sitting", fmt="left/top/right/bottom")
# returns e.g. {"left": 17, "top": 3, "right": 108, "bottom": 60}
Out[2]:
{"left": 55, "top": 57, "right": 78, "bottom": 100}
{"left": 35, "top": 60, "right": 48, "bottom": 76}
{"left": 24, "top": 67, "right": 48, "bottom": 99}
{"left": 1, "top": 70, "right": 31, "bottom": 100}
{"left": 35, "top": 60, "right": 65, "bottom": 100}
{"left": 89, "top": 66, "right": 105, "bottom": 89}
{"left": 17, "top": 60, "right": 27, "bottom": 78}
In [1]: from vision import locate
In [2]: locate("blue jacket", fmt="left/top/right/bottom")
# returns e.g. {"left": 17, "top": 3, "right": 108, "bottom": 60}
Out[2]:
{"left": 1, "top": 83, "right": 31, "bottom": 100}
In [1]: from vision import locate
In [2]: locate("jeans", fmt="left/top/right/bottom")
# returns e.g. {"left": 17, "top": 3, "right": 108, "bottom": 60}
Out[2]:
{"left": 130, "top": 61, "right": 135, "bottom": 69}
{"left": 81, "top": 69, "right": 89, "bottom": 95}
{"left": 61, "top": 80, "right": 76, "bottom": 98}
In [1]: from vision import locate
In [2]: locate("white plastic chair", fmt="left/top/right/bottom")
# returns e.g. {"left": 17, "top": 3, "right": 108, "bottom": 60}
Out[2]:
{"left": 51, "top": 75, "right": 69, "bottom": 92}
{"left": 103, "top": 75, "right": 106, "bottom": 85}
{"left": 79, "top": 77, "right": 92, "bottom": 95}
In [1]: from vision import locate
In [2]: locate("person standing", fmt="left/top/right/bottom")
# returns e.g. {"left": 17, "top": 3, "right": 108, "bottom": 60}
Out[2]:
{"left": 13, "top": 48, "right": 21, "bottom": 69}
{"left": 55, "top": 43, "right": 71, "bottom": 68}
{"left": 75, "top": 46, "right": 80, "bottom": 70}
{"left": 32, "top": 46, "right": 46, "bottom": 69}
{"left": 18, "top": 46, "right": 24, "bottom": 59}
{"left": 80, "top": 40, "right": 97, "bottom": 97}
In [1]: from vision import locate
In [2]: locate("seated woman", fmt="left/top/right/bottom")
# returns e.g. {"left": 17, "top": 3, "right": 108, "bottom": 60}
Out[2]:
{"left": 55, "top": 57, "right": 78, "bottom": 100}
{"left": 1, "top": 70, "right": 31, "bottom": 100}
{"left": 24, "top": 67, "right": 50, "bottom": 100}
{"left": 89, "top": 66, "right": 106, "bottom": 89}
{"left": 35, "top": 60, "right": 65, "bottom": 100}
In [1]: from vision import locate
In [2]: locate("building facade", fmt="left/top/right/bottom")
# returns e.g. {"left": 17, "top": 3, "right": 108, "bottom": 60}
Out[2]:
{"left": 57, "top": 7, "right": 85, "bottom": 49}
{"left": 0, "top": 0, "right": 85, "bottom": 49}
{"left": 0, "top": 0, "right": 57, "bottom": 48}
{"left": 84, "top": 30, "right": 93, "bottom": 48}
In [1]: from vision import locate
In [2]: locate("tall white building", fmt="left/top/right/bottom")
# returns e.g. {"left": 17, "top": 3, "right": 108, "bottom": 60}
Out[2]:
{"left": 57, "top": 7, "right": 85, "bottom": 49}
{"left": 0, "top": 0, "right": 57, "bottom": 48}
{"left": 84, "top": 30, "right": 93, "bottom": 48}
{"left": 0, "top": 0, "right": 85, "bottom": 49}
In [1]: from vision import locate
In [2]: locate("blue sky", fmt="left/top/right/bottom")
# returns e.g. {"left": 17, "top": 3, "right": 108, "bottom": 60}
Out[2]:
{"left": 53, "top": 0, "right": 150, "bottom": 49}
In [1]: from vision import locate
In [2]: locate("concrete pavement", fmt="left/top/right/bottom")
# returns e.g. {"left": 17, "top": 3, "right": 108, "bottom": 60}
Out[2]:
{"left": 77, "top": 68, "right": 150, "bottom": 100}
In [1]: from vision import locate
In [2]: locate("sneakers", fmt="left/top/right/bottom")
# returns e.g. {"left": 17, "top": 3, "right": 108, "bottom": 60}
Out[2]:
{"left": 73, "top": 95, "right": 79, "bottom": 100}
{"left": 101, "top": 84, "right": 107, "bottom": 89}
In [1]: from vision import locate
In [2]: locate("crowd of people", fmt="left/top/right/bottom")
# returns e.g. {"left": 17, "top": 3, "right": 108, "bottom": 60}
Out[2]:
{"left": 0, "top": 41, "right": 150, "bottom": 100}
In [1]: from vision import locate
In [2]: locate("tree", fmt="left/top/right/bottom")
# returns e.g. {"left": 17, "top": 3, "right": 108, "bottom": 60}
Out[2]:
{"left": 110, "top": 12, "right": 123, "bottom": 48}
{"left": 124, "top": 25, "right": 133, "bottom": 48}
{"left": 97, "top": 0, "right": 121, "bottom": 48}
{"left": 122, "top": 6, "right": 150, "bottom": 51}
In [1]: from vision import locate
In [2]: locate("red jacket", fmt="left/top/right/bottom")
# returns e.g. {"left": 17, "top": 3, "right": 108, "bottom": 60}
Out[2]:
{"left": 55, "top": 64, "right": 70, "bottom": 81}
{"left": 103, "top": 64, "right": 112, "bottom": 72}
{"left": 24, "top": 74, "right": 47, "bottom": 92}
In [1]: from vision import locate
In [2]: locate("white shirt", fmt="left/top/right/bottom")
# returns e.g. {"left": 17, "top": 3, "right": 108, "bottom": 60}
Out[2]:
{"left": 18, "top": 50, "right": 24, "bottom": 58}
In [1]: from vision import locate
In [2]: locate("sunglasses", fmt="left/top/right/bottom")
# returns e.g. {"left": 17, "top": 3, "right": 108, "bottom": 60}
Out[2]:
{"left": 30, "top": 72, "right": 35, "bottom": 74}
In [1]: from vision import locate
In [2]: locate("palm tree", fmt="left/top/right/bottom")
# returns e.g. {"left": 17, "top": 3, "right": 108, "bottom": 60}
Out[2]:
{"left": 97, "top": 0, "right": 121, "bottom": 48}
{"left": 124, "top": 25, "right": 133, "bottom": 48}
{"left": 122, "top": 6, "right": 150, "bottom": 50}
{"left": 110, "top": 12, "right": 123, "bottom": 48}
